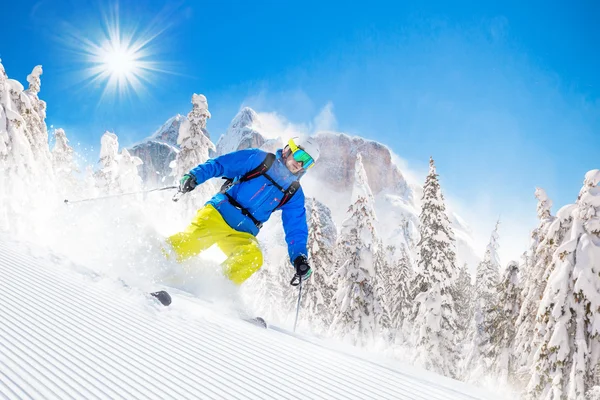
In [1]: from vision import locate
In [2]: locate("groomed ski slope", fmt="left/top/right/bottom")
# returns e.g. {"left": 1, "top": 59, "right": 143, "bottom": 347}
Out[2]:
{"left": 0, "top": 238, "right": 501, "bottom": 400}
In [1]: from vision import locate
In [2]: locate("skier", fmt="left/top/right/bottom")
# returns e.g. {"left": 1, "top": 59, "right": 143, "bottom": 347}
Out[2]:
{"left": 165, "top": 137, "right": 320, "bottom": 286}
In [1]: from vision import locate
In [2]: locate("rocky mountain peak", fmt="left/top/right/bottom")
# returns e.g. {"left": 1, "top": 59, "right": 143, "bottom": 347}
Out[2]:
{"left": 231, "top": 107, "right": 260, "bottom": 130}
{"left": 311, "top": 131, "right": 409, "bottom": 197}
{"left": 216, "top": 107, "right": 266, "bottom": 155}
{"left": 150, "top": 114, "right": 185, "bottom": 145}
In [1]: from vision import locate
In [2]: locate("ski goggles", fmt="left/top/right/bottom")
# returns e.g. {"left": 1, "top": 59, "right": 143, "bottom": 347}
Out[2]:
{"left": 287, "top": 139, "right": 315, "bottom": 169}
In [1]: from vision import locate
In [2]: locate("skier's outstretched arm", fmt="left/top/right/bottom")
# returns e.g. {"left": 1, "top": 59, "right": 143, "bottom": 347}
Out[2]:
{"left": 188, "top": 148, "right": 266, "bottom": 185}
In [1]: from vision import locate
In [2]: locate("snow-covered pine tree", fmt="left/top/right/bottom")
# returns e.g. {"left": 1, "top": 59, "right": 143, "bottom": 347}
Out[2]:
{"left": 171, "top": 94, "right": 216, "bottom": 210}
{"left": 95, "top": 131, "right": 121, "bottom": 195}
{"left": 411, "top": 156, "right": 460, "bottom": 378}
{"left": 173, "top": 93, "right": 213, "bottom": 175}
{"left": 475, "top": 221, "right": 502, "bottom": 304}
{"left": 51, "top": 128, "right": 79, "bottom": 195}
{"left": 330, "top": 154, "right": 383, "bottom": 346}
{"left": 514, "top": 187, "right": 558, "bottom": 385}
{"left": 453, "top": 263, "right": 473, "bottom": 345}
{"left": 117, "top": 148, "right": 143, "bottom": 193}
{"left": 0, "top": 61, "right": 41, "bottom": 233}
{"left": 463, "top": 221, "right": 501, "bottom": 382}
{"left": 410, "top": 158, "right": 458, "bottom": 297}
{"left": 485, "top": 261, "right": 521, "bottom": 384}
{"left": 303, "top": 197, "right": 337, "bottom": 334}
{"left": 526, "top": 170, "right": 600, "bottom": 400}
{"left": 21, "top": 65, "right": 53, "bottom": 178}
{"left": 388, "top": 244, "right": 414, "bottom": 345}
{"left": 374, "top": 239, "right": 394, "bottom": 343}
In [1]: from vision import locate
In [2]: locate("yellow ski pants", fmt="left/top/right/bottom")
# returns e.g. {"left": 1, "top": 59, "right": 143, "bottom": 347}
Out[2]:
{"left": 165, "top": 204, "right": 263, "bottom": 285}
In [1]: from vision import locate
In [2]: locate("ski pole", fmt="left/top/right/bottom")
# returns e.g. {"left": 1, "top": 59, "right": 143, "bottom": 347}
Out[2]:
{"left": 293, "top": 277, "right": 303, "bottom": 333}
{"left": 64, "top": 185, "right": 178, "bottom": 205}
{"left": 171, "top": 189, "right": 185, "bottom": 202}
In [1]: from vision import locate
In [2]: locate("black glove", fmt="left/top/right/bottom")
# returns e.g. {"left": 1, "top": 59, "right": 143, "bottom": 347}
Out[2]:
{"left": 179, "top": 174, "right": 197, "bottom": 193}
{"left": 293, "top": 255, "right": 312, "bottom": 281}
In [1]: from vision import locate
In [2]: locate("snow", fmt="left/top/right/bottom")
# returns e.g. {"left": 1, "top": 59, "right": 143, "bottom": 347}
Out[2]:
{"left": 215, "top": 107, "right": 265, "bottom": 155}
{"left": 7, "top": 78, "right": 24, "bottom": 93}
{"left": 556, "top": 203, "right": 578, "bottom": 221}
{"left": 130, "top": 114, "right": 185, "bottom": 148}
{"left": 0, "top": 236, "right": 499, "bottom": 400}
{"left": 192, "top": 93, "right": 210, "bottom": 114}
{"left": 4, "top": 106, "right": 24, "bottom": 125}
{"left": 535, "top": 187, "right": 553, "bottom": 219}
{"left": 99, "top": 131, "right": 119, "bottom": 160}
{"left": 26, "top": 65, "right": 43, "bottom": 93}
{"left": 580, "top": 187, "right": 600, "bottom": 208}
{"left": 585, "top": 169, "right": 600, "bottom": 187}
{"left": 1, "top": 61, "right": 566, "bottom": 399}
{"left": 524, "top": 170, "right": 600, "bottom": 399}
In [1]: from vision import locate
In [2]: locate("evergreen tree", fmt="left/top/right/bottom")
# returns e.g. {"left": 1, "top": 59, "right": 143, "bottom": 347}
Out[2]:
{"left": 388, "top": 244, "right": 413, "bottom": 345}
{"left": 117, "top": 148, "right": 143, "bottom": 193}
{"left": 51, "top": 128, "right": 78, "bottom": 195}
{"left": 411, "top": 158, "right": 458, "bottom": 298}
{"left": 303, "top": 198, "right": 337, "bottom": 334}
{"left": 331, "top": 154, "right": 382, "bottom": 346}
{"left": 514, "top": 187, "right": 559, "bottom": 386}
{"left": 475, "top": 221, "right": 502, "bottom": 305}
{"left": 0, "top": 61, "right": 43, "bottom": 232}
{"left": 95, "top": 131, "right": 121, "bottom": 195}
{"left": 374, "top": 239, "right": 393, "bottom": 342}
{"left": 411, "top": 157, "right": 459, "bottom": 378}
{"left": 92, "top": 132, "right": 143, "bottom": 195}
{"left": 486, "top": 261, "right": 521, "bottom": 384}
{"left": 526, "top": 170, "right": 600, "bottom": 400}
{"left": 172, "top": 94, "right": 216, "bottom": 211}
{"left": 453, "top": 263, "right": 473, "bottom": 345}
{"left": 173, "top": 93, "right": 214, "bottom": 176}
{"left": 21, "top": 65, "right": 53, "bottom": 179}
{"left": 463, "top": 221, "right": 502, "bottom": 382}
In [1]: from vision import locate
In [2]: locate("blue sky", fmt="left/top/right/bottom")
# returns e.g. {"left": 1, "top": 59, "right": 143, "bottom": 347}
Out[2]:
{"left": 1, "top": 0, "right": 599, "bottom": 261}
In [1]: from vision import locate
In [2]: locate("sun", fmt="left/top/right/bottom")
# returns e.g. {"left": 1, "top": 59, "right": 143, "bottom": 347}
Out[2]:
{"left": 103, "top": 45, "right": 135, "bottom": 77}
{"left": 63, "top": 4, "right": 172, "bottom": 101}
{"left": 93, "top": 33, "right": 144, "bottom": 91}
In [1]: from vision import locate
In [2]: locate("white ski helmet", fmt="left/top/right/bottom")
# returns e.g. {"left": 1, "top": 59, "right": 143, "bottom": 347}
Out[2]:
{"left": 289, "top": 136, "right": 321, "bottom": 165}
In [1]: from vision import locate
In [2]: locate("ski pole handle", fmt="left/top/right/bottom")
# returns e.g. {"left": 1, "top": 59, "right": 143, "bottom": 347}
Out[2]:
{"left": 290, "top": 274, "right": 301, "bottom": 287}
{"left": 172, "top": 190, "right": 184, "bottom": 202}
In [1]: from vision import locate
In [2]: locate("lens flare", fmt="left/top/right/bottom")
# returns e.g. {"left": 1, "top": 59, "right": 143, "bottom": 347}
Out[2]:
{"left": 60, "top": 3, "right": 174, "bottom": 101}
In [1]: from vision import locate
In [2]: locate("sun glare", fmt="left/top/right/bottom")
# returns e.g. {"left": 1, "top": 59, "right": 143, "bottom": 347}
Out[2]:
{"left": 103, "top": 46, "right": 135, "bottom": 76}
{"left": 63, "top": 4, "right": 172, "bottom": 101}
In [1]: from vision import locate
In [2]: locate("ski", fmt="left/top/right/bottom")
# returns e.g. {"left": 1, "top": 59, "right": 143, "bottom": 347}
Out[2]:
{"left": 150, "top": 290, "right": 172, "bottom": 306}
{"left": 244, "top": 316, "right": 267, "bottom": 329}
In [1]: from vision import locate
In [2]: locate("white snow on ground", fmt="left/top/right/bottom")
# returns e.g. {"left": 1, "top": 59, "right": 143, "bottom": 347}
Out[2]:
{"left": 0, "top": 235, "right": 502, "bottom": 400}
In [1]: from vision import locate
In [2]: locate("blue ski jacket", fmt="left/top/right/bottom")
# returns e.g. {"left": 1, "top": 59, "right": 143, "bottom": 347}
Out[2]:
{"left": 189, "top": 148, "right": 308, "bottom": 264}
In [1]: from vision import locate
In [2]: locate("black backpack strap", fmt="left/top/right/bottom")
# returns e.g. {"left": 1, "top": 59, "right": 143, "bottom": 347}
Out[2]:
{"left": 219, "top": 152, "right": 276, "bottom": 230}
{"left": 219, "top": 152, "right": 299, "bottom": 225}
{"left": 223, "top": 192, "right": 264, "bottom": 229}
{"left": 275, "top": 181, "right": 300, "bottom": 209}
{"left": 220, "top": 152, "right": 275, "bottom": 194}
{"left": 239, "top": 153, "right": 275, "bottom": 182}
